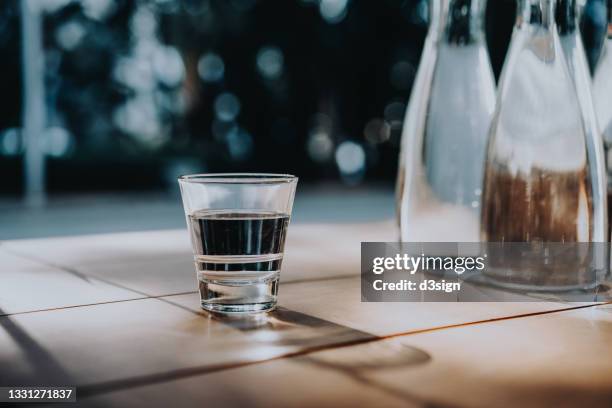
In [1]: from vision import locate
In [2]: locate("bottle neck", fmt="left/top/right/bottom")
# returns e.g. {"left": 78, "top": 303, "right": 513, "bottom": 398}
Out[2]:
{"left": 556, "top": 0, "right": 577, "bottom": 35}
{"left": 516, "top": 0, "right": 556, "bottom": 30}
{"left": 430, "top": 0, "right": 487, "bottom": 45}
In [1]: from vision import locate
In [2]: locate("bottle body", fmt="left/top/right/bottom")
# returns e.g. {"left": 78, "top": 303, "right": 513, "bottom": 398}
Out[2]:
{"left": 397, "top": 0, "right": 496, "bottom": 242}
{"left": 481, "top": 0, "right": 604, "bottom": 289}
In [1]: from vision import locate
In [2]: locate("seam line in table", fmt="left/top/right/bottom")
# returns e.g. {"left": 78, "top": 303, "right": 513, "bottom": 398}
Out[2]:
{"left": 76, "top": 301, "right": 611, "bottom": 399}
{"left": 0, "top": 273, "right": 356, "bottom": 317}
{"left": 0, "top": 291, "right": 199, "bottom": 317}
{"left": 1, "top": 246, "right": 359, "bottom": 316}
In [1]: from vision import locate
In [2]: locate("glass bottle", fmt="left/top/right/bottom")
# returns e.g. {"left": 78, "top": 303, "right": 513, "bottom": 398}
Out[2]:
{"left": 592, "top": 0, "right": 612, "bottom": 229}
{"left": 397, "top": 0, "right": 496, "bottom": 242}
{"left": 557, "top": 0, "right": 608, "bottom": 242}
{"left": 482, "top": 0, "right": 604, "bottom": 289}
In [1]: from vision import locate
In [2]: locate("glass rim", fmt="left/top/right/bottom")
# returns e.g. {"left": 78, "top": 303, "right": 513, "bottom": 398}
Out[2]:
{"left": 178, "top": 173, "right": 298, "bottom": 184}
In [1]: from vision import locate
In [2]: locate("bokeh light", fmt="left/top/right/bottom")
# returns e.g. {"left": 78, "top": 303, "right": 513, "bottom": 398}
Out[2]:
{"left": 319, "top": 0, "right": 350, "bottom": 24}
{"left": 214, "top": 92, "right": 241, "bottom": 122}
{"left": 55, "top": 20, "right": 85, "bottom": 51}
{"left": 198, "top": 52, "right": 225, "bottom": 83}
{"left": 383, "top": 100, "right": 406, "bottom": 122}
{"left": 113, "top": 56, "right": 155, "bottom": 91}
{"left": 0, "top": 128, "right": 21, "bottom": 156}
{"left": 335, "top": 140, "right": 365, "bottom": 175}
{"left": 364, "top": 119, "right": 391, "bottom": 145}
{"left": 131, "top": 5, "right": 157, "bottom": 38}
{"left": 113, "top": 96, "right": 165, "bottom": 146}
{"left": 307, "top": 129, "right": 334, "bottom": 162}
{"left": 226, "top": 127, "right": 254, "bottom": 161}
{"left": 44, "top": 126, "right": 74, "bottom": 157}
{"left": 152, "top": 45, "right": 185, "bottom": 87}
{"left": 256, "top": 46, "right": 284, "bottom": 80}
{"left": 81, "top": 0, "right": 116, "bottom": 21}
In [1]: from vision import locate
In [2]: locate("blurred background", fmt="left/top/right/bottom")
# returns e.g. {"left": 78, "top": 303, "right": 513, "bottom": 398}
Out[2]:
{"left": 0, "top": 0, "right": 608, "bottom": 238}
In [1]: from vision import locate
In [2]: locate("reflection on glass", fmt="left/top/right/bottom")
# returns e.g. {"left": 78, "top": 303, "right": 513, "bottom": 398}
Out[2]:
{"left": 558, "top": 0, "right": 607, "bottom": 242}
{"left": 592, "top": 0, "right": 612, "bottom": 230}
{"left": 397, "top": 0, "right": 496, "bottom": 242}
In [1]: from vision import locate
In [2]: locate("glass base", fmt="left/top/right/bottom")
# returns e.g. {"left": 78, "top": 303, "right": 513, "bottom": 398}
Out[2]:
{"left": 198, "top": 276, "right": 279, "bottom": 314}
{"left": 200, "top": 301, "right": 277, "bottom": 314}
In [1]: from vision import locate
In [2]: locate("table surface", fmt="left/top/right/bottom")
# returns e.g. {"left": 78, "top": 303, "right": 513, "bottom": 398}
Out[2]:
{"left": 1, "top": 221, "right": 612, "bottom": 408}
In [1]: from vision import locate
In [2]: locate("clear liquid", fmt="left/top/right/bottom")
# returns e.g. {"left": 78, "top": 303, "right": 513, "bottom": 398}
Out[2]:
{"left": 187, "top": 210, "right": 290, "bottom": 313}
{"left": 481, "top": 166, "right": 596, "bottom": 289}
{"left": 482, "top": 167, "right": 592, "bottom": 242}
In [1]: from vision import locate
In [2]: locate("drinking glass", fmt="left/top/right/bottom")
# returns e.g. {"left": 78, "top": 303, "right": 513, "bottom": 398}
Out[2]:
{"left": 178, "top": 173, "right": 298, "bottom": 313}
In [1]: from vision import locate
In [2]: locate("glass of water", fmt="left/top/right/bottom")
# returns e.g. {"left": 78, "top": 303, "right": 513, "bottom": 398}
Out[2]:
{"left": 178, "top": 173, "right": 298, "bottom": 314}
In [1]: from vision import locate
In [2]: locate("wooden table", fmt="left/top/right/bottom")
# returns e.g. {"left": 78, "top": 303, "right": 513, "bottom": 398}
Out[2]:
{"left": 1, "top": 221, "right": 612, "bottom": 407}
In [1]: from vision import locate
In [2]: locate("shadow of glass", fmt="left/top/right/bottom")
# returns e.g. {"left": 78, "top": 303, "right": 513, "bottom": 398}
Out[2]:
{"left": 296, "top": 339, "right": 433, "bottom": 406}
